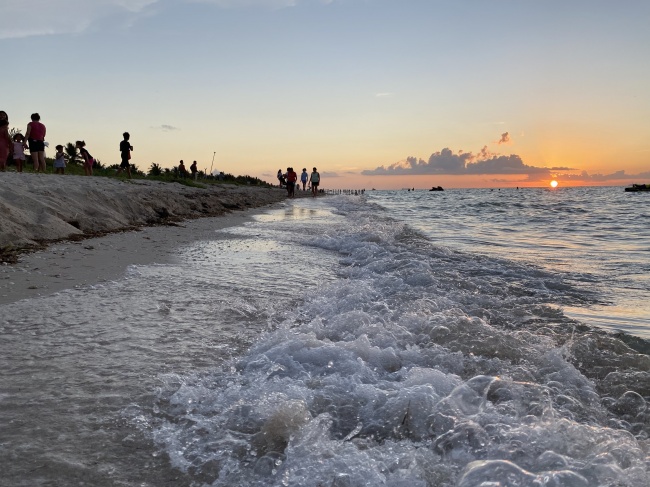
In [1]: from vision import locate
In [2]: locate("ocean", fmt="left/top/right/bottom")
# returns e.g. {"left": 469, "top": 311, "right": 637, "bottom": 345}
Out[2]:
{"left": 1, "top": 186, "right": 648, "bottom": 486}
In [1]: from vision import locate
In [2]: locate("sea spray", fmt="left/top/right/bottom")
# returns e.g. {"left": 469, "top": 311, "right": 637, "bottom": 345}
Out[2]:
{"left": 149, "top": 195, "right": 650, "bottom": 486}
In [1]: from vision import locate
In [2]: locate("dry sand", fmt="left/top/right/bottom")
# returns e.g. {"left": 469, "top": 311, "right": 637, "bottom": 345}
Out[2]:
{"left": 0, "top": 173, "right": 291, "bottom": 304}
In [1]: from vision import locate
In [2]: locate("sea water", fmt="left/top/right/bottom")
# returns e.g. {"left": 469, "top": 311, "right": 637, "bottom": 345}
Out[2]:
{"left": 0, "top": 187, "right": 649, "bottom": 486}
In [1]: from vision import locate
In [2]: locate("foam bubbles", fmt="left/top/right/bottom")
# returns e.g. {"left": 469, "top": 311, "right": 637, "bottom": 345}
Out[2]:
{"left": 150, "top": 196, "right": 650, "bottom": 486}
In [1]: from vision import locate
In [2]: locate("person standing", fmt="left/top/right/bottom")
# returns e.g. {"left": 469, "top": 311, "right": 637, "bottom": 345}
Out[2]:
{"left": 277, "top": 169, "right": 284, "bottom": 188}
{"left": 0, "top": 112, "right": 10, "bottom": 172}
{"left": 178, "top": 160, "right": 188, "bottom": 178}
{"left": 116, "top": 132, "right": 132, "bottom": 178}
{"left": 24, "top": 113, "right": 47, "bottom": 172}
{"left": 76, "top": 140, "right": 94, "bottom": 176}
{"left": 12, "top": 134, "right": 26, "bottom": 172}
{"left": 300, "top": 168, "right": 308, "bottom": 191}
{"left": 190, "top": 160, "right": 198, "bottom": 180}
{"left": 310, "top": 167, "right": 321, "bottom": 197}
{"left": 286, "top": 167, "right": 297, "bottom": 198}
{"left": 53, "top": 145, "right": 67, "bottom": 174}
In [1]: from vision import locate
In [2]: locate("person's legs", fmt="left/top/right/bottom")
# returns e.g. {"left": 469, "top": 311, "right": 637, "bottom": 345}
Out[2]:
{"left": 38, "top": 152, "right": 46, "bottom": 172}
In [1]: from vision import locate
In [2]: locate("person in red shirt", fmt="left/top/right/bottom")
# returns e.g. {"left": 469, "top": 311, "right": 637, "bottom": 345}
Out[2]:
{"left": 286, "top": 167, "right": 298, "bottom": 198}
{"left": 24, "top": 113, "right": 47, "bottom": 172}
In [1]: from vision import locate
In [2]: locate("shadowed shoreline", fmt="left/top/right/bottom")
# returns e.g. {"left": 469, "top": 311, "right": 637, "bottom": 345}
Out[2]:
{"left": 0, "top": 173, "right": 313, "bottom": 262}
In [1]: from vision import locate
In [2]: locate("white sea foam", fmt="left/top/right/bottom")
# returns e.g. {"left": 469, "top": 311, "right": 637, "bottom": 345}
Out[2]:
{"left": 149, "top": 195, "right": 650, "bottom": 486}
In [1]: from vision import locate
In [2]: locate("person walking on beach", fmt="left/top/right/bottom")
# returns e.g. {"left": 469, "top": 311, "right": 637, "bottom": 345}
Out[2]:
{"left": 0, "top": 112, "right": 11, "bottom": 172}
{"left": 24, "top": 113, "right": 47, "bottom": 172}
{"left": 300, "top": 168, "right": 308, "bottom": 191}
{"left": 286, "top": 167, "right": 297, "bottom": 198}
{"left": 116, "top": 132, "right": 132, "bottom": 179}
{"left": 76, "top": 140, "right": 94, "bottom": 176}
{"left": 12, "top": 134, "right": 26, "bottom": 172}
{"left": 53, "top": 145, "right": 67, "bottom": 174}
{"left": 277, "top": 169, "right": 284, "bottom": 188}
{"left": 190, "top": 161, "right": 198, "bottom": 180}
{"left": 310, "top": 167, "right": 320, "bottom": 197}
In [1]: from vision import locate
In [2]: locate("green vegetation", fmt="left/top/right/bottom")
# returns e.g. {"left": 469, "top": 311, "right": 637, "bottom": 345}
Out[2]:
{"left": 4, "top": 144, "right": 273, "bottom": 188}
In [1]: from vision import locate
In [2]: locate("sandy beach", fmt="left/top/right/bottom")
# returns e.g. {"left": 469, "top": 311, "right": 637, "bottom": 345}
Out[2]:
{"left": 0, "top": 173, "right": 292, "bottom": 303}
{"left": 0, "top": 173, "right": 287, "bottom": 251}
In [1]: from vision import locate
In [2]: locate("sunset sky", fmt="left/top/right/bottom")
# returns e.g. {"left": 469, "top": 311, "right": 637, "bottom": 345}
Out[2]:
{"left": 2, "top": 0, "right": 649, "bottom": 189}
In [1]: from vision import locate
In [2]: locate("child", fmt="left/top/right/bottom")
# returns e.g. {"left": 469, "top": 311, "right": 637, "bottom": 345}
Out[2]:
{"left": 54, "top": 144, "right": 67, "bottom": 174}
{"left": 12, "top": 134, "right": 26, "bottom": 172}
{"left": 76, "top": 140, "right": 94, "bottom": 176}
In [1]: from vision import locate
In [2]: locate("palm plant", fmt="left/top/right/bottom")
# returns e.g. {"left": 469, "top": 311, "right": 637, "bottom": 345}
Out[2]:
{"left": 148, "top": 162, "right": 163, "bottom": 176}
{"left": 65, "top": 142, "right": 81, "bottom": 165}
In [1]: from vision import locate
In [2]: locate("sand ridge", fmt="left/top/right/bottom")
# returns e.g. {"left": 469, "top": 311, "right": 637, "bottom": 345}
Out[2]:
{"left": 0, "top": 173, "right": 303, "bottom": 303}
{"left": 0, "top": 173, "right": 287, "bottom": 252}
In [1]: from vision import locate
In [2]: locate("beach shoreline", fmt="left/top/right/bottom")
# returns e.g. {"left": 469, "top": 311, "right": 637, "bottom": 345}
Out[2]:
{"left": 0, "top": 173, "right": 292, "bottom": 256}
{"left": 0, "top": 173, "right": 309, "bottom": 303}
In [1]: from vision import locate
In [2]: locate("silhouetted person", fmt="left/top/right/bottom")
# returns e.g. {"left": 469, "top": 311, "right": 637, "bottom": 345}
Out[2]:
{"left": 116, "top": 132, "right": 132, "bottom": 178}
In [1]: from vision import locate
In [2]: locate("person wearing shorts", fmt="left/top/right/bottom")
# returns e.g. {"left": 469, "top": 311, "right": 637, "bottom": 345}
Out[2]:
{"left": 310, "top": 167, "right": 320, "bottom": 197}
{"left": 25, "top": 113, "right": 46, "bottom": 172}
{"left": 117, "top": 132, "right": 132, "bottom": 178}
{"left": 300, "top": 168, "right": 308, "bottom": 191}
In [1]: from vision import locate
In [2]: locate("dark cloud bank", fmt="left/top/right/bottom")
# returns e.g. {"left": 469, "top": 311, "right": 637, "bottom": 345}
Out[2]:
{"left": 362, "top": 148, "right": 649, "bottom": 183}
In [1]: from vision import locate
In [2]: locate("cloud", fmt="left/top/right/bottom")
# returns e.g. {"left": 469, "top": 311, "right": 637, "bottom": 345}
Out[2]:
{"left": 0, "top": 0, "right": 336, "bottom": 38}
{"left": 375, "top": 92, "right": 393, "bottom": 98}
{"left": 497, "top": 132, "right": 510, "bottom": 145}
{"left": 188, "top": 0, "right": 307, "bottom": 9}
{"left": 362, "top": 147, "right": 560, "bottom": 178}
{"left": 525, "top": 169, "right": 650, "bottom": 183}
{"left": 0, "top": 0, "right": 159, "bottom": 39}
{"left": 152, "top": 124, "right": 180, "bottom": 131}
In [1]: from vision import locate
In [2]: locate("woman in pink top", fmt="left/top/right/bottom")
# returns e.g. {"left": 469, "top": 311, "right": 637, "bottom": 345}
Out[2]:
{"left": 24, "top": 113, "right": 47, "bottom": 172}
{"left": 0, "top": 111, "right": 11, "bottom": 172}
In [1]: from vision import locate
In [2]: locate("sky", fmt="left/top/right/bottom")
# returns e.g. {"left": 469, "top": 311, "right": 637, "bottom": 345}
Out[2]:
{"left": 2, "top": 0, "right": 649, "bottom": 189}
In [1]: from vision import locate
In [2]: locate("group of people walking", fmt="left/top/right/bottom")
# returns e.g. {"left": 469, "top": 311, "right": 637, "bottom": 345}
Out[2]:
{"left": 0, "top": 110, "right": 134, "bottom": 177}
{"left": 278, "top": 167, "right": 321, "bottom": 197}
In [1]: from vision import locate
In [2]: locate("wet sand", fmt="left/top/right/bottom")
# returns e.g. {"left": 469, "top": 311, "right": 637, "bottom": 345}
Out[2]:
{"left": 0, "top": 174, "right": 302, "bottom": 486}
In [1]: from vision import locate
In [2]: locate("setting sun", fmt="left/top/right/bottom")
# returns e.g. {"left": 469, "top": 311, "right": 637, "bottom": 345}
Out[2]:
{"left": 550, "top": 180, "right": 559, "bottom": 188}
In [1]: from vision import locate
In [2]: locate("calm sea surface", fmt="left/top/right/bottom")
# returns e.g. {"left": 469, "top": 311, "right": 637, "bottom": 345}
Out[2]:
{"left": 367, "top": 186, "right": 650, "bottom": 339}
{"left": 1, "top": 188, "right": 649, "bottom": 486}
